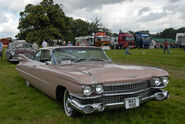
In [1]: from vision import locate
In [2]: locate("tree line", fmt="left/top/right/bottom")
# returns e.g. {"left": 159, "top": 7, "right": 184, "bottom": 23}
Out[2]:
{"left": 16, "top": 0, "right": 185, "bottom": 44}
{"left": 16, "top": 0, "right": 110, "bottom": 45}
{"left": 121, "top": 27, "right": 185, "bottom": 40}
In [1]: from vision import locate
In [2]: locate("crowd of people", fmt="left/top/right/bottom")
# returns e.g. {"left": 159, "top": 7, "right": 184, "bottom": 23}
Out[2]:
{"left": 0, "top": 39, "right": 173, "bottom": 61}
{"left": 41, "top": 40, "right": 73, "bottom": 48}
{"left": 125, "top": 39, "right": 171, "bottom": 55}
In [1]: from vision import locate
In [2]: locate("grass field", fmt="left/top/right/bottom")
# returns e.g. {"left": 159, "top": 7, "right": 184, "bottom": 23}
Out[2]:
{"left": 0, "top": 48, "right": 185, "bottom": 124}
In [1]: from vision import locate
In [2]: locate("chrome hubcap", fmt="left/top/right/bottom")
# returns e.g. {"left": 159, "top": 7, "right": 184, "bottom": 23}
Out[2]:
{"left": 64, "top": 90, "right": 72, "bottom": 116}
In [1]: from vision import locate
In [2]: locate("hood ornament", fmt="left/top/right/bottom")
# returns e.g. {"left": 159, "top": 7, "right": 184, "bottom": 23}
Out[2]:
{"left": 81, "top": 71, "right": 98, "bottom": 84}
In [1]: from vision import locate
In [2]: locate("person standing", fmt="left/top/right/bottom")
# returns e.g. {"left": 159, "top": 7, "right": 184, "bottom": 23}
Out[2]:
{"left": 164, "top": 39, "right": 170, "bottom": 54}
{"left": 125, "top": 41, "right": 131, "bottom": 55}
{"left": 32, "top": 42, "right": 38, "bottom": 52}
{"left": 0, "top": 41, "right": 3, "bottom": 60}
{"left": 67, "top": 41, "right": 72, "bottom": 46}
{"left": 62, "top": 41, "right": 66, "bottom": 46}
{"left": 42, "top": 40, "right": 48, "bottom": 48}
{"left": 58, "top": 40, "right": 63, "bottom": 46}
{"left": 53, "top": 40, "right": 57, "bottom": 46}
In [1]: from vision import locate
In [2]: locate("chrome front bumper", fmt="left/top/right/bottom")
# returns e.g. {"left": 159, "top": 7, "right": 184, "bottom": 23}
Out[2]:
{"left": 10, "top": 57, "right": 18, "bottom": 62}
{"left": 68, "top": 89, "right": 169, "bottom": 114}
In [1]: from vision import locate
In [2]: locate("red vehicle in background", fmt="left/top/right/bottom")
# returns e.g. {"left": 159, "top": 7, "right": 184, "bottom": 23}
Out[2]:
{"left": 118, "top": 32, "right": 135, "bottom": 49}
{"left": 94, "top": 32, "right": 111, "bottom": 50}
{"left": 75, "top": 36, "right": 93, "bottom": 46}
{"left": 0, "top": 38, "right": 11, "bottom": 47}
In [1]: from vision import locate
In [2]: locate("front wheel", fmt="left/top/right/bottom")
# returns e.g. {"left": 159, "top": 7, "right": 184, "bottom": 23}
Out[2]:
{"left": 63, "top": 89, "right": 78, "bottom": 117}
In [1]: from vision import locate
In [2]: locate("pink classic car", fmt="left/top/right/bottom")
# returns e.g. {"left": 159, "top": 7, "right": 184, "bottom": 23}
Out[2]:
{"left": 16, "top": 46, "right": 169, "bottom": 117}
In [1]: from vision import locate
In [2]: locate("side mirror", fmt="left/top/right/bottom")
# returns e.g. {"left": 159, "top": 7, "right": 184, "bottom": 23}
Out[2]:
{"left": 46, "top": 61, "right": 52, "bottom": 65}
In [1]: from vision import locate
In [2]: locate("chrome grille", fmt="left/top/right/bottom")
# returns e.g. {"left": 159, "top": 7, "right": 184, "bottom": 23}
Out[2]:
{"left": 103, "top": 81, "right": 150, "bottom": 93}
{"left": 103, "top": 89, "right": 151, "bottom": 104}
{"left": 80, "top": 89, "right": 152, "bottom": 104}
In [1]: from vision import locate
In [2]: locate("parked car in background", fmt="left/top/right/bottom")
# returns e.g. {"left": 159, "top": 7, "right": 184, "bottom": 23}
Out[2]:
{"left": 118, "top": 32, "right": 135, "bottom": 49}
{"left": 5, "top": 41, "right": 34, "bottom": 62}
{"left": 94, "top": 32, "right": 111, "bottom": 50}
{"left": 175, "top": 33, "right": 185, "bottom": 49}
{"left": 16, "top": 46, "right": 170, "bottom": 117}
{"left": 75, "top": 36, "right": 93, "bottom": 46}
{"left": 135, "top": 32, "right": 151, "bottom": 48}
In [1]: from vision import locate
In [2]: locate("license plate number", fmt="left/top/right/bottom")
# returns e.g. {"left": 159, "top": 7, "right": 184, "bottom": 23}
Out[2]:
{"left": 125, "top": 97, "right": 139, "bottom": 109}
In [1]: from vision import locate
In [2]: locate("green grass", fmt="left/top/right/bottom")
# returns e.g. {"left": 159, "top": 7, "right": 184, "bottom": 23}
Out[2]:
{"left": 0, "top": 48, "right": 185, "bottom": 124}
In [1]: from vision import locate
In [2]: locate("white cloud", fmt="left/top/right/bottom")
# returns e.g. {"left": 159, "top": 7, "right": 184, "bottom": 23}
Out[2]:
{"left": 59, "top": 0, "right": 129, "bottom": 12}
{"left": 0, "top": 0, "right": 42, "bottom": 38}
{"left": 0, "top": 13, "right": 19, "bottom": 38}
{"left": 138, "top": 12, "right": 167, "bottom": 22}
{"left": 60, "top": 0, "right": 185, "bottom": 33}
{"left": 138, "top": 7, "right": 151, "bottom": 16}
{"left": 169, "top": 0, "right": 181, "bottom": 3}
{"left": 0, "top": 0, "right": 185, "bottom": 38}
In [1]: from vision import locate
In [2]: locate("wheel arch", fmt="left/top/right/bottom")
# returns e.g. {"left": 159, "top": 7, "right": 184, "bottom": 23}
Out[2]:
{"left": 56, "top": 85, "right": 66, "bottom": 103}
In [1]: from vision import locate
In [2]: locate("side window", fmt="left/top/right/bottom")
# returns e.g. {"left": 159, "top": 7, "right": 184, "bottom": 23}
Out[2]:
{"left": 40, "top": 50, "right": 50, "bottom": 62}
{"left": 33, "top": 50, "right": 41, "bottom": 61}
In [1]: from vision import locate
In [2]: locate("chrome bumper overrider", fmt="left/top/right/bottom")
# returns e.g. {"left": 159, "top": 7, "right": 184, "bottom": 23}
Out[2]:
{"left": 10, "top": 57, "right": 18, "bottom": 62}
{"left": 68, "top": 89, "right": 169, "bottom": 114}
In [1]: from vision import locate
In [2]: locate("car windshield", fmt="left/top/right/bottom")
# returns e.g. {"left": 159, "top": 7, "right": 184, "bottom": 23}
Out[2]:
{"left": 142, "top": 36, "right": 150, "bottom": 41}
{"left": 52, "top": 47, "right": 110, "bottom": 65}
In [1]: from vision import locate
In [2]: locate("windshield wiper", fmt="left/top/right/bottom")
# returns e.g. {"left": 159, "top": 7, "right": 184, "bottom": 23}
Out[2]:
{"left": 73, "top": 58, "right": 87, "bottom": 63}
{"left": 89, "top": 58, "right": 110, "bottom": 62}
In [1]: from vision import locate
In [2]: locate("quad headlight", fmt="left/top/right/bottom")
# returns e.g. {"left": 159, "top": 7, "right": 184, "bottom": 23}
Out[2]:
{"left": 161, "top": 77, "right": 169, "bottom": 85}
{"left": 82, "top": 84, "right": 104, "bottom": 96}
{"left": 153, "top": 77, "right": 169, "bottom": 87}
{"left": 95, "top": 84, "right": 104, "bottom": 94}
{"left": 11, "top": 51, "right": 15, "bottom": 56}
{"left": 153, "top": 78, "right": 162, "bottom": 86}
{"left": 82, "top": 86, "right": 92, "bottom": 96}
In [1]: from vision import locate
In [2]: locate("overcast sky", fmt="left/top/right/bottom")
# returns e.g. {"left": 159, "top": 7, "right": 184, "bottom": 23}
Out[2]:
{"left": 0, "top": 0, "right": 185, "bottom": 38}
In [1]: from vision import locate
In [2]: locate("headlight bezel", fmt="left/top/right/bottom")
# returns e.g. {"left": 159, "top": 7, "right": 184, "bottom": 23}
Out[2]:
{"left": 82, "top": 85, "right": 92, "bottom": 96}
{"left": 153, "top": 76, "right": 169, "bottom": 87}
{"left": 153, "top": 78, "right": 162, "bottom": 86}
{"left": 95, "top": 84, "right": 104, "bottom": 94}
{"left": 82, "top": 84, "right": 104, "bottom": 96}
{"left": 161, "top": 76, "right": 169, "bottom": 85}
{"left": 11, "top": 51, "right": 15, "bottom": 56}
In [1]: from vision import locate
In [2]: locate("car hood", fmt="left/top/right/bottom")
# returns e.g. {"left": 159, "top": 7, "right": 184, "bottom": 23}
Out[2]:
{"left": 53, "top": 63, "right": 169, "bottom": 85}
{"left": 14, "top": 49, "right": 34, "bottom": 57}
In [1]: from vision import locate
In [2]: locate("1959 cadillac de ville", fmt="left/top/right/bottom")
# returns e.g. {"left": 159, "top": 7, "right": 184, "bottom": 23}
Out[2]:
{"left": 16, "top": 46, "right": 169, "bottom": 117}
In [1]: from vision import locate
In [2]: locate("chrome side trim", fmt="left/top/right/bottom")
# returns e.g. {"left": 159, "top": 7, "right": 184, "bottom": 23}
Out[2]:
{"left": 105, "top": 102, "right": 124, "bottom": 106}
{"left": 16, "top": 68, "right": 53, "bottom": 86}
{"left": 150, "top": 86, "right": 167, "bottom": 89}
